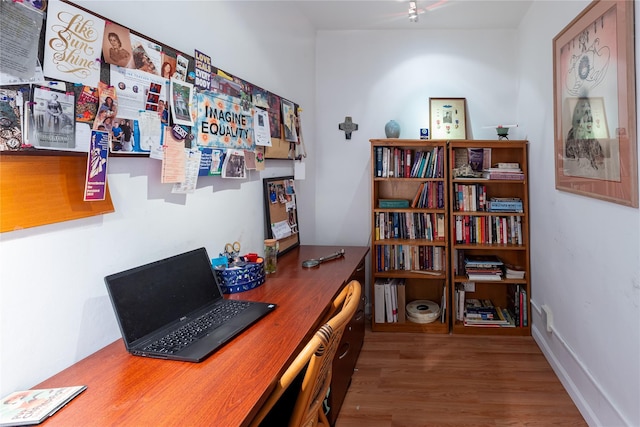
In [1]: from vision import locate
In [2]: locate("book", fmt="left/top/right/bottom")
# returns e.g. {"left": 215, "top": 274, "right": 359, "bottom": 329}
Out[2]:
{"left": 488, "top": 201, "right": 523, "bottom": 212}
{"left": 464, "top": 254, "right": 504, "bottom": 267}
{"left": 379, "top": 199, "right": 410, "bottom": 208}
{"left": 467, "top": 148, "right": 485, "bottom": 172}
{"left": 466, "top": 273, "right": 502, "bottom": 281}
{"left": 0, "top": 386, "right": 87, "bottom": 426}
{"left": 374, "top": 280, "right": 386, "bottom": 323}
{"left": 396, "top": 279, "right": 406, "bottom": 322}
{"left": 483, "top": 171, "right": 525, "bottom": 180}
{"left": 495, "top": 162, "right": 520, "bottom": 169}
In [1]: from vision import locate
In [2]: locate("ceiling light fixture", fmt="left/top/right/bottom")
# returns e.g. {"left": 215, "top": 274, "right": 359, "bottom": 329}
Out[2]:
{"left": 408, "top": 1, "right": 418, "bottom": 22}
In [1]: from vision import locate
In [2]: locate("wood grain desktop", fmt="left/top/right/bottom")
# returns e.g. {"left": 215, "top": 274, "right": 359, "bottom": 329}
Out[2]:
{"left": 34, "top": 245, "right": 369, "bottom": 427}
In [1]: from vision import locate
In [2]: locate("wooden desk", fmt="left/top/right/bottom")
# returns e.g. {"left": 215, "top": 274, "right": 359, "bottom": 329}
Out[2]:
{"left": 35, "top": 245, "right": 369, "bottom": 427}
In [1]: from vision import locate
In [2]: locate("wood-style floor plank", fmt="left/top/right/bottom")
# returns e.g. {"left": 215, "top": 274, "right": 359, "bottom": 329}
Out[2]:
{"left": 335, "top": 326, "right": 587, "bottom": 427}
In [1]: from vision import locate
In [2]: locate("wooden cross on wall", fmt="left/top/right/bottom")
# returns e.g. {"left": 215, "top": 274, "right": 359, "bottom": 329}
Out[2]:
{"left": 338, "top": 116, "right": 359, "bottom": 139}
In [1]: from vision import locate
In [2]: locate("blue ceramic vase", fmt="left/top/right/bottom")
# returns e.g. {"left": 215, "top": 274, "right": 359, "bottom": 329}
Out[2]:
{"left": 385, "top": 120, "right": 400, "bottom": 138}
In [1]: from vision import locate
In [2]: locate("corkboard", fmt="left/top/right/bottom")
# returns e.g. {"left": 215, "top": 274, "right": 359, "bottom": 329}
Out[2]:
{"left": 0, "top": 154, "right": 114, "bottom": 233}
{"left": 264, "top": 137, "right": 291, "bottom": 159}
{"left": 262, "top": 176, "right": 300, "bottom": 255}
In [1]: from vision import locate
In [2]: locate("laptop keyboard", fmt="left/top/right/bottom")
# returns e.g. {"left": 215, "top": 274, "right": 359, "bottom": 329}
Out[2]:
{"left": 143, "top": 300, "right": 252, "bottom": 354}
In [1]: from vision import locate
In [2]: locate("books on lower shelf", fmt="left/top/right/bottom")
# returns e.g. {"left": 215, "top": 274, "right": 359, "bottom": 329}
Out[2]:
{"left": 0, "top": 386, "right": 87, "bottom": 426}
{"left": 508, "top": 284, "right": 528, "bottom": 327}
{"left": 374, "top": 278, "right": 403, "bottom": 323}
{"left": 463, "top": 298, "right": 515, "bottom": 327}
{"left": 374, "top": 279, "right": 443, "bottom": 324}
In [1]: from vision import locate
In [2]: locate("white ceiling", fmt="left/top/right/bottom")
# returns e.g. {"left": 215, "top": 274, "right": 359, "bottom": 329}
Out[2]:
{"left": 287, "top": 0, "right": 534, "bottom": 30}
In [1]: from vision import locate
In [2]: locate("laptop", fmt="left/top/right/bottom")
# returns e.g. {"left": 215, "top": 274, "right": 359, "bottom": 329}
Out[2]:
{"left": 104, "top": 247, "right": 276, "bottom": 362}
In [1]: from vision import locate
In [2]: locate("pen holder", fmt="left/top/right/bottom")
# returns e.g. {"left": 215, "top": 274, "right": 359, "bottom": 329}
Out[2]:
{"left": 213, "top": 260, "right": 266, "bottom": 294}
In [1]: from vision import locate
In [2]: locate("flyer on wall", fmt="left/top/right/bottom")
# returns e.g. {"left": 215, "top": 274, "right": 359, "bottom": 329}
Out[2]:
{"left": 31, "top": 86, "right": 76, "bottom": 150}
{"left": 84, "top": 130, "right": 109, "bottom": 201}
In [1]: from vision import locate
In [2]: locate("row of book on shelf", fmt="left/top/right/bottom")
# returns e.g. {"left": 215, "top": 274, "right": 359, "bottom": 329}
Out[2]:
{"left": 374, "top": 278, "right": 446, "bottom": 324}
{"left": 453, "top": 252, "right": 526, "bottom": 281}
{"left": 454, "top": 285, "right": 528, "bottom": 327}
{"left": 375, "top": 146, "right": 445, "bottom": 179}
{"left": 375, "top": 212, "right": 446, "bottom": 241}
{"left": 454, "top": 214, "right": 523, "bottom": 245}
{"left": 377, "top": 181, "right": 445, "bottom": 211}
{"left": 375, "top": 245, "right": 446, "bottom": 273}
{"left": 453, "top": 183, "right": 523, "bottom": 213}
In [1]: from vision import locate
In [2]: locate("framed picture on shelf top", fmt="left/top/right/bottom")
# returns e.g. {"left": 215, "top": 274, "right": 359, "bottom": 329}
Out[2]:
{"left": 553, "top": 0, "right": 637, "bottom": 207}
{"left": 429, "top": 98, "right": 467, "bottom": 140}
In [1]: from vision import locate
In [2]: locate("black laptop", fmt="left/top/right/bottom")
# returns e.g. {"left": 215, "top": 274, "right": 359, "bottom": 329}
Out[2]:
{"left": 104, "top": 247, "right": 276, "bottom": 362}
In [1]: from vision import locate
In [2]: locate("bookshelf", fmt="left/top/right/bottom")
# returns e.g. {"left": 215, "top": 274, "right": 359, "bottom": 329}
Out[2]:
{"left": 370, "top": 139, "right": 449, "bottom": 334}
{"left": 449, "top": 140, "right": 530, "bottom": 335}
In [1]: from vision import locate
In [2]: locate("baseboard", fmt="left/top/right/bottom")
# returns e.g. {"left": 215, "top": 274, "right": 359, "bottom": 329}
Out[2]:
{"left": 530, "top": 298, "right": 630, "bottom": 427}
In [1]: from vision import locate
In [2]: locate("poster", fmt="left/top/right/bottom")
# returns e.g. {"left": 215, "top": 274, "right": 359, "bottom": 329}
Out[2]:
{"left": 43, "top": 0, "right": 104, "bottom": 87}
{"left": 194, "top": 49, "right": 212, "bottom": 90}
{"left": 195, "top": 91, "right": 253, "bottom": 149}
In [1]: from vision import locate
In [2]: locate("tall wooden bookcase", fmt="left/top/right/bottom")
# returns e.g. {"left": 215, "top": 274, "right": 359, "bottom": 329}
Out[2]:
{"left": 370, "top": 139, "right": 449, "bottom": 334}
{"left": 369, "top": 139, "right": 531, "bottom": 336}
{"left": 449, "top": 140, "right": 530, "bottom": 335}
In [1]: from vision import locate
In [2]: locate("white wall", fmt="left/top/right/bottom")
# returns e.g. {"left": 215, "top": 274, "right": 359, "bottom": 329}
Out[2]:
{"left": 0, "top": 1, "right": 317, "bottom": 396}
{"left": 516, "top": 2, "right": 640, "bottom": 426}
{"left": 314, "top": 29, "right": 520, "bottom": 248}
{"left": 313, "top": 3, "right": 640, "bottom": 427}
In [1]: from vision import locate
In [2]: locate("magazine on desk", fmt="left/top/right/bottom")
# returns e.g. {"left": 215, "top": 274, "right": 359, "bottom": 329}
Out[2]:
{"left": 0, "top": 386, "right": 86, "bottom": 426}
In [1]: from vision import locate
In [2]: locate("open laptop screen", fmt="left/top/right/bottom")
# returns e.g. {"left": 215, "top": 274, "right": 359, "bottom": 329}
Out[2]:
{"left": 105, "top": 248, "right": 221, "bottom": 346}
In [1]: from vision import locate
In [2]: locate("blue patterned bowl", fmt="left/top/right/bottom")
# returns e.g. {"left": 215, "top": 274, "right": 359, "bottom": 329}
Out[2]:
{"left": 214, "top": 261, "right": 266, "bottom": 294}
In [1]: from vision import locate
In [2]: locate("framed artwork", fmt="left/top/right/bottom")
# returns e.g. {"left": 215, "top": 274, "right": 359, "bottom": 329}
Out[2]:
{"left": 553, "top": 0, "right": 637, "bottom": 207}
{"left": 263, "top": 176, "right": 300, "bottom": 256}
{"left": 429, "top": 98, "right": 467, "bottom": 140}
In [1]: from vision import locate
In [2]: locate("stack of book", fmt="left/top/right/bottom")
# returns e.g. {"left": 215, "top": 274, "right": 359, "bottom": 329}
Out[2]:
{"left": 464, "top": 254, "right": 503, "bottom": 281}
{"left": 483, "top": 162, "right": 524, "bottom": 180}
{"left": 464, "top": 298, "right": 515, "bottom": 327}
{"left": 504, "top": 263, "right": 526, "bottom": 279}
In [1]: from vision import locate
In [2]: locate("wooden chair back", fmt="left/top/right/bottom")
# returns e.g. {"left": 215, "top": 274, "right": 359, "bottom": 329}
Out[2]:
{"left": 249, "top": 280, "right": 362, "bottom": 427}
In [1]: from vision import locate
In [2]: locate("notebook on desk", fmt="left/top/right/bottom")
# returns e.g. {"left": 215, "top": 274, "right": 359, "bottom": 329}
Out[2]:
{"left": 104, "top": 247, "right": 276, "bottom": 362}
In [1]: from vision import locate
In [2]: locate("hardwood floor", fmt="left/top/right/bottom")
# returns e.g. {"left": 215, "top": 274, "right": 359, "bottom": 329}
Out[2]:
{"left": 335, "top": 325, "right": 587, "bottom": 427}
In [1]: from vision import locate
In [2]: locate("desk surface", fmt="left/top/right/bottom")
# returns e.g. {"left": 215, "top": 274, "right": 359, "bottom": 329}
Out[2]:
{"left": 36, "top": 245, "right": 369, "bottom": 427}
